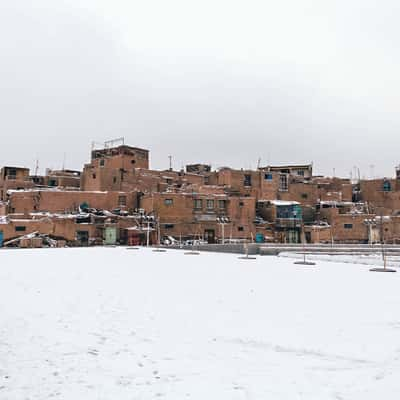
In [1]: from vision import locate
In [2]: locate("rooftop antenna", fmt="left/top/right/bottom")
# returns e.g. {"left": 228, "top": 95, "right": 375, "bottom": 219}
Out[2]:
{"left": 168, "top": 155, "right": 172, "bottom": 171}
{"left": 104, "top": 137, "right": 125, "bottom": 149}
{"left": 62, "top": 152, "right": 66, "bottom": 171}
{"left": 257, "top": 158, "right": 261, "bottom": 170}
{"left": 34, "top": 159, "right": 39, "bottom": 176}
{"left": 369, "top": 164, "right": 375, "bottom": 179}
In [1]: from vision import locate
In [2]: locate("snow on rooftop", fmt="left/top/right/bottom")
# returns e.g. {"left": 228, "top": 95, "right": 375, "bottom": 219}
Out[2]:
{"left": 1, "top": 247, "right": 399, "bottom": 398}
{"left": 259, "top": 200, "right": 300, "bottom": 206}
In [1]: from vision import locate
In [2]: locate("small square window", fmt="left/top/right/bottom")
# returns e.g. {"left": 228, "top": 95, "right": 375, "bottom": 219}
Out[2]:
{"left": 15, "top": 226, "right": 26, "bottom": 232}
{"left": 99, "top": 159, "right": 105, "bottom": 167}
{"left": 344, "top": 223, "right": 353, "bottom": 229}
{"left": 193, "top": 199, "right": 203, "bottom": 210}
{"left": 301, "top": 193, "right": 308, "bottom": 199}
{"left": 218, "top": 200, "right": 226, "bottom": 209}
{"left": 164, "top": 199, "right": 173, "bottom": 206}
{"left": 383, "top": 181, "right": 392, "bottom": 192}
{"left": 238, "top": 226, "right": 244, "bottom": 232}
{"left": 244, "top": 174, "right": 252, "bottom": 186}
{"left": 206, "top": 199, "right": 214, "bottom": 209}
{"left": 264, "top": 173, "right": 273, "bottom": 181}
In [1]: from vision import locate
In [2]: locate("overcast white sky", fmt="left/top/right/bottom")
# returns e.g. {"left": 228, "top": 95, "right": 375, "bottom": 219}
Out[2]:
{"left": 1, "top": 0, "right": 399, "bottom": 178}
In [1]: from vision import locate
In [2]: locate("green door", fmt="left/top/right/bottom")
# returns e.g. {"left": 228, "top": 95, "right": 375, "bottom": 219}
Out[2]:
{"left": 104, "top": 227, "right": 117, "bottom": 245}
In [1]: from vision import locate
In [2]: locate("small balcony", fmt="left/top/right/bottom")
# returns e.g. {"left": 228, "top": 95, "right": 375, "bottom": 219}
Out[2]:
{"left": 275, "top": 218, "right": 302, "bottom": 229}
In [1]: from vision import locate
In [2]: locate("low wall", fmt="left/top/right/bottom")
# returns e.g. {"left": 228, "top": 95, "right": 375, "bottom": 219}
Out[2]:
{"left": 169, "top": 243, "right": 400, "bottom": 256}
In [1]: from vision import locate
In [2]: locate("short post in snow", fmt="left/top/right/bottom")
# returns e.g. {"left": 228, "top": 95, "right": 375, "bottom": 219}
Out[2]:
{"left": 370, "top": 212, "right": 396, "bottom": 273}
{"left": 294, "top": 222, "right": 316, "bottom": 266}
{"left": 238, "top": 240, "right": 257, "bottom": 260}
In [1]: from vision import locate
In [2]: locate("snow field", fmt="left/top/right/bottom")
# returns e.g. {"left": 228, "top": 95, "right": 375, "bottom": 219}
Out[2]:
{"left": 1, "top": 247, "right": 400, "bottom": 399}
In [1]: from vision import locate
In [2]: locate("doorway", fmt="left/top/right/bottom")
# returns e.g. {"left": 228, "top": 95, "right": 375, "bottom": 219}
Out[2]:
{"left": 204, "top": 229, "right": 215, "bottom": 244}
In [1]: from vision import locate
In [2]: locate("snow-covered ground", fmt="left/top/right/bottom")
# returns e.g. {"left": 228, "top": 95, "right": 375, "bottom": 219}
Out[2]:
{"left": 279, "top": 251, "right": 400, "bottom": 268}
{"left": 1, "top": 247, "right": 400, "bottom": 399}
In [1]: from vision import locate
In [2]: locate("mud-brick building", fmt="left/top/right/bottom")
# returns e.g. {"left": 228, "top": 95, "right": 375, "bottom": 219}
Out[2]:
{"left": 316, "top": 205, "right": 370, "bottom": 243}
{"left": 7, "top": 190, "right": 139, "bottom": 214}
{"left": 359, "top": 175, "right": 400, "bottom": 214}
{"left": 304, "top": 224, "right": 332, "bottom": 244}
{"left": 140, "top": 192, "right": 256, "bottom": 243}
{"left": 0, "top": 166, "right": 34, "bottom": 201}
{"left": 81, "top": 144, "right": 205, "bottom": 193}
{"left": 0, "top": 202, "right": 6, "bottom": 216}
{"left": 81, "top": 145, "right": 150, "bottom": 191}
{"left": 257, "top": 200, "right": 303, "bottom": 243}
{"left": 260, "top": 164, "right": 313, "bottom": 180}
{"left": 209, "top": 167, "right": 282, "bottom": 201}
{"left": 43, "top": 169, "right": 81, "bottom": 189}
{"left": 0, "top": 212, "right": 151, "bottom": 246}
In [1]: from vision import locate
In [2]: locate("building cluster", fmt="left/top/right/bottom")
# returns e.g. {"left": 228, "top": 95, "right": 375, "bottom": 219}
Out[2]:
{"left": 1, "top": 139, "right": 400, "bottom": 248}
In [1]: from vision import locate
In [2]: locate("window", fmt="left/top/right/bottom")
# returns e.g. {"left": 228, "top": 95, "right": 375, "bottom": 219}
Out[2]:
{"left": 7, "top": 168, "right": 17, "bottom": 179}
{"left": 164, "top": 198, "right": 173, "bottom": 206}
{"left": 264, "top": 173, "right": 273, "bottom": 180}
{"left": 383, "top": 180, "right": 392, "bottom": 192}
{"left": 99, "top": 159, "right": 105, "bottom": 167}
{"left": 244, "top": 174, "right": 252, "bottom": 187}
{"left": 279, "top": 174, "right": 288, "bottom": 191}
{"left": 92, "top": 173, "right": 96, "bottom": 179}
{"left": 15, "top": 226, "right": 26, "bottom": 232}
{"left": 48, "top": 179, "right": 57, "bottom": 187}
{"left": 218, "top": 200, "right": 226, "bottom": 210}
{"left": 113, "top": 177, "right": 117, "bottom": 184}
{"left": 206, "top": 199, "right": 214, "bottom": 210}
{"left": 301, "top": 193, "right": 308, "bottom": 199}
{"left": 239, "top": 201, "right": 244, "bottom": 207}
{"left": 297, "top": 170, "right": 305, "bottom": 176}
{"left": 344, "top": 223, "right": 353, "bottom": 229}
{"left": 118, "top": 195, "right": 127, "bottom": 206}
{"left": 131, "top": 159, "right": 136, "bottom": 164}
{"left": 193, "top": 199, "right": 203, "bottom": 210}
{"left": 164, "top": 224, "right": 174, "bottom": 229}
{"left": 238, "top": 226, "right": 244, "bottom": 232}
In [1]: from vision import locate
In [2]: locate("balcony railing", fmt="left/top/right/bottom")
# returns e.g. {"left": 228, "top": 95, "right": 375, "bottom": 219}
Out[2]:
{"left": 275, "top": 218, "right": 302, "bottom": 229}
